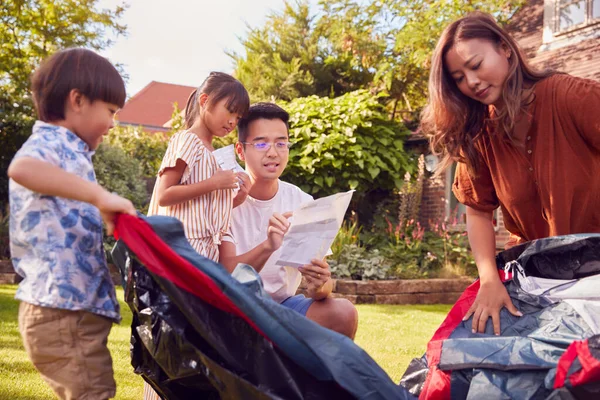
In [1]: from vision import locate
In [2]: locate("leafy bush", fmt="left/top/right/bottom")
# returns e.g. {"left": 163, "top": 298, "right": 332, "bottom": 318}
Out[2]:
{"left": 94, "top": 142, "right": 148, "bottom": 261}
{"left": 427, "top": 218, "right": 477, "bottom": 277}
{"left": 379, "top": 218, "right": 439, "bottom": 279}
{"left": 358, "top": 216, "right": 476, "bottom": 280}
{"left": 329, "top": 244, "right": 391, "bottom": 281}
{"left": 94, "top": 143, "right": 148, "bottom": 211}
{"left": 331, "top": 212, "right": 362, "bottom": 261}
{"left": 105, "top": 125, "right": 169, "bottom": 178}
{"left": 283, "top": 90, "right": 413, "bottom": 198}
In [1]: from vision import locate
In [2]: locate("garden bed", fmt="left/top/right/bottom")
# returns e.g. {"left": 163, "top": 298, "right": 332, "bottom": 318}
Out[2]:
{"left": 297, "top": 277, "right": 473, "bottom": 305}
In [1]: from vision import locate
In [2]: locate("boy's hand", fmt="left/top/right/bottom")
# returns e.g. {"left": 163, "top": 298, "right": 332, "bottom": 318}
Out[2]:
{"left": 95, "top": 191, "right": 137, "bottom": 235}
{"left": 299, "top": 259, "right": 331, "bottom": 292}
{"left": 265, "top": 212, "right": 292, "bottom": 252}
{"left": 211, "top": 170, "right": 240, "bottom": 190}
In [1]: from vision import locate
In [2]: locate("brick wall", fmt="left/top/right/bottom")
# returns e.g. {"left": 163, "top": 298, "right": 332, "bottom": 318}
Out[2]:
{"left": 508, "top": 0, "right": 600, "bottom": 81}
{"left": 419, "top": 172, "right": 446, "bottom": 229}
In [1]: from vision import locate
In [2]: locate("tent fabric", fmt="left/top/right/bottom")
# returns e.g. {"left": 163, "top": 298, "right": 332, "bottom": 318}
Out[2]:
{"left": 112, "top": 214, "right": 413, "bottom": 400}
{"left": 399, "top": 234, "right": 600, "bottom": 400}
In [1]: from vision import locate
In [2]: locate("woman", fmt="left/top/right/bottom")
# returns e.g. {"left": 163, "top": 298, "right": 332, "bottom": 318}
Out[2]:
{"left": 421, "top": 11, "right": 600, "bottom": 335}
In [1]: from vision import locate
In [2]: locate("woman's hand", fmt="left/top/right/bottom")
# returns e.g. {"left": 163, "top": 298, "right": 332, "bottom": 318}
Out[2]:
{"left": 463, "top": 278, "right": 522, "bottom": 335}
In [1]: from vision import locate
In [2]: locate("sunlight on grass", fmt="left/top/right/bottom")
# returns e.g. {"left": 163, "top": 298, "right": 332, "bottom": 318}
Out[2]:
{"left": 355, "top": 304, "right": 451, "bottom": 382}
{"left": 1, "top": 284, "right": 451, "bottom": 397}
{"left": 0, "top": 284, "right": 143, "bottom": 400}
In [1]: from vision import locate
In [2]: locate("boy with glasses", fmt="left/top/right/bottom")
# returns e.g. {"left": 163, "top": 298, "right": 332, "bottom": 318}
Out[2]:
{"left": 220, "top": 102, "right": 358, "bottom": 340}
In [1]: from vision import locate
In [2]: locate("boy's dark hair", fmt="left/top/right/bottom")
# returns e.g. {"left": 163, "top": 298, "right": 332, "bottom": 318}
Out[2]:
{"left": 184, "top": 72, "right": 250, "bottom": 129}
{"left": 31, "top": 48, "right": 126, "bottom": 122}
{"left": 237, "top": 102, "right": 290, "bottom": 142}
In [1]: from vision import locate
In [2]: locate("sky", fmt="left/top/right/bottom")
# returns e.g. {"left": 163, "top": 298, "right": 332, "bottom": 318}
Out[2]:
{"left": 97, "top": 0, "right": 316, "bottom": 97}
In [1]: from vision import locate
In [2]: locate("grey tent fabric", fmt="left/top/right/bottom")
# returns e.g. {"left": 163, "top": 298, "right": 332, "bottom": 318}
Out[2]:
{"left": 400, "top": 234, "right": 600, "bottom": 399}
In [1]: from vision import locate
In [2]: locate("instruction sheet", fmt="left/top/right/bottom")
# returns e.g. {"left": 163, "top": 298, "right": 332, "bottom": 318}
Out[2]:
{"left": 275, "top": 190, "right": 354, "bottom": 268}
{"left": 212, "top": 144, "right": 245, "bottom": 173}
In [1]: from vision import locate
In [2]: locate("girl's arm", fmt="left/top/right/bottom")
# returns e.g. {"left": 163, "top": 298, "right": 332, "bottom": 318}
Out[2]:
{"left": 232, "top": 172, "right": 252, "bottom": 208}
{"left": 8, "top": 157, "right": 136, "bottom": 234}
{"left": 157, "top": 159, "right": 239, "bottom": 207}
{"left": 462, "top": 206, "right": 522, "bottom": 335}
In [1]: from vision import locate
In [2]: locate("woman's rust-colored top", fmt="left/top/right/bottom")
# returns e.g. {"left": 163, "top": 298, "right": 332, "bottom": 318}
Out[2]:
{"left": 453, "top": 74, "right": 600, "bottom": 248}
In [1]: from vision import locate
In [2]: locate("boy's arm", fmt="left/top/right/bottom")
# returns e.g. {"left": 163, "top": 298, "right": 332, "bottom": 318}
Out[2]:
{"left": 219, "top": 241, "right": 274, "bottom": 274}
{"left": 157, "top": 159, "right": 240, "bottom": 207}
{"left": 219, "top": 212, "right": 292, "bottom": 273}
{"left": 8, "top": 157, "right": 136, "bottom": 234}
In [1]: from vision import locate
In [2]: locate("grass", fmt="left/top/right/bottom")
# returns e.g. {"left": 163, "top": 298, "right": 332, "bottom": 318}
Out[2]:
{"left": 0, "top": 284, "right": 450, "bottom": 398}
{"left": 354, "top": 303, "right": 451, "bottom": 382}
{"left": 0, "top": 284, "right": 142, "bottom": 400}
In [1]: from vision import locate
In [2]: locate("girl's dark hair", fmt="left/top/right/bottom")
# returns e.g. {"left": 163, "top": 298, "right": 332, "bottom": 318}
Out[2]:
{"left": 420, "top": 11, "right": 555, "bottom": 176}
{"left": 184, "top": 72, "right": 250, "bottom": 129}
{"left": 31, "top": 48, "right": 126, "bottom": 122}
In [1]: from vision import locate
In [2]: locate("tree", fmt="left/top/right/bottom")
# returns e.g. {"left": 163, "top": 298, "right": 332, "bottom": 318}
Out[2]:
{"left": 0, "top": 0, "right": 127, "bottom": 207}
{"left": 232, "top": 0, "right": 524, "bottom": 113}
{"left": 321, "top": 0, "right": 525, "bottom": 115}
{"left": 230, "top": 0, "right": 375, "bottom": 102}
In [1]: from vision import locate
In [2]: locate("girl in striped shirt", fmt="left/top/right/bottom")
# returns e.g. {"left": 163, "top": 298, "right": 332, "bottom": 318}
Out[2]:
{"left": 147, "top": 72, "right": 251, "bottom": 262}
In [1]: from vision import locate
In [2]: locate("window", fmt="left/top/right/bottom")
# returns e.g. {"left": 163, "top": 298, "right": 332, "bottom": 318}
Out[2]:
{"left": 542, "top": 0, "right": 600, "bottom": 48}
{"left": 557, "top": 0, "right": 600, "bottom": 32}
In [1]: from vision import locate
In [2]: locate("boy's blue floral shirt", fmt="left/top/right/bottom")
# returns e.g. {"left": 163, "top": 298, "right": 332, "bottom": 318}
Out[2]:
{"left": 9, "top": 121, "right": 120, "bottom": 322}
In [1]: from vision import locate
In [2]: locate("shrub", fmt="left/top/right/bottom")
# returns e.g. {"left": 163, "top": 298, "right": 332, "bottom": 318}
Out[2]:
{"left": 94, "top": 143, "right": 148, "bottom": 211}
{"left": 329, "top": 244, "right": 391, "bottom": 281}
{"left": 105, "top": 125, "right": 169, "bottom": 178}
{"left": 283, "top": 90, "right": 414, "bottom": 198}
{"left": 94, "top": 143, "right": 148, "bottom": 262}
{"left": 331, "top": 212, "right": 362, "bottom": 261}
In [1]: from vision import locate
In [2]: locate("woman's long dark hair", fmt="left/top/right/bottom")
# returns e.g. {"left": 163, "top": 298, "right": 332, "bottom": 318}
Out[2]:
{"left": 420, "top": 11, "right": 555, "bottom": 176}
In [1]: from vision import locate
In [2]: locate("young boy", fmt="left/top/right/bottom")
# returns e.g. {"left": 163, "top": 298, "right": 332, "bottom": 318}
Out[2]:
{"left": 8, "top": 48, "right": 137, "bottom": 400}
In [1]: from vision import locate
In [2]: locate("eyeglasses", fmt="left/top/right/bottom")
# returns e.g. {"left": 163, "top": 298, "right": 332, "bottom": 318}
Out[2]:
{"left": 241, "top": 141, "right": 292, "bottom": 152}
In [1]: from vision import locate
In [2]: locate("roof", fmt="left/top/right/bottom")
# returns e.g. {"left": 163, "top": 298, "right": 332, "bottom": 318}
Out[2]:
{"left": 116, "top": 81, "right": 196, "bottom": 132}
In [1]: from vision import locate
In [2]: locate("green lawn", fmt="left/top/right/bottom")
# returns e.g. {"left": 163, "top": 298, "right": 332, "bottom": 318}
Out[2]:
{"left": 0, "top": 284, "right": 450, "bottom": 399}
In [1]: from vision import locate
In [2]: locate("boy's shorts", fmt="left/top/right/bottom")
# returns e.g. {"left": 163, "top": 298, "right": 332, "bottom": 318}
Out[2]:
{"left": 18, "top": 302, "right": 116, "bottom": 400}
{"left": 281, "top": 294, "right": 314, "bottom": 316}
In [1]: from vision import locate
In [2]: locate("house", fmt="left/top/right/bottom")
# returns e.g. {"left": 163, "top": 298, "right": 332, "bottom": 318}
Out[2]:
{"left": 116, "top": 81, "right": 196, "bottom": 133}
{"left": 416, "top": 0, "right": 600, "bottom": 249}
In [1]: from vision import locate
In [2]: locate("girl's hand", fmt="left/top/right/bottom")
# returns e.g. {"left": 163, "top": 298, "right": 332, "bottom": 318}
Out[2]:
{"left": 95, "top": 190, "right": 137, "bottom": 235}
{"left": 211, "top": 170, "right": 239, "bottom": 190}
{"left": 463, "top": 278, "right": 522, "bottom": 335}
{"left": 233, "top": 172, "right": 252, "bottom": 208}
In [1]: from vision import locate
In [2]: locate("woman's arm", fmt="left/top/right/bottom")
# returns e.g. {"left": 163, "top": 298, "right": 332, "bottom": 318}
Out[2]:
{"left": 219, "top": 212, "right": 292, "bottom": 273}
{"left": 466, "top": 206, "right": 498, "bottom": 284}
{"left": 462, "top": 206, "right": 522, "bottom": 335}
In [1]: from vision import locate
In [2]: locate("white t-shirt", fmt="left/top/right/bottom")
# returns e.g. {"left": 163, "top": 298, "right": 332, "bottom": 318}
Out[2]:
{"left": 230, "top": 180, "right": 313, "bottom": 303}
